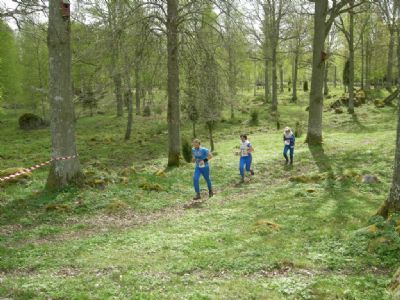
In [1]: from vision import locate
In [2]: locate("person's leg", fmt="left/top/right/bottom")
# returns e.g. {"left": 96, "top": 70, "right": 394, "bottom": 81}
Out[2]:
{"left": 239, "top": 157, "right": 245, "bottom": 182}
{"left": 193, "top": 167, "right": 201, "bottom": 199}
{"left": 290, "top": 147, "right": 294, "bottom": 164}
{"left": 245, "top": 156, "right": 251, "bottom": 173}
{"left": 283, "top": 146, "right": 289, "bottom": 163}
{"left": 200, "top": 166, "right": 213, "bottom": 196}
{"left": 249, "top": 154, "right": 254, "bottom": 175}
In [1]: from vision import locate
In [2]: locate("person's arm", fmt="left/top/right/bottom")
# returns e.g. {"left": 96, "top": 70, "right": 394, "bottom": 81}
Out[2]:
{"left": 192, "top": 155, "right": 195, "bottom": 163}
{"left": 248, "top": 144, "right": 254, "bottom": 153}
{"left": 207, "top": 152, "right": 213, "bottom": 160}
{"left": 292, "top": 135, "right": 296, "bottom": 146}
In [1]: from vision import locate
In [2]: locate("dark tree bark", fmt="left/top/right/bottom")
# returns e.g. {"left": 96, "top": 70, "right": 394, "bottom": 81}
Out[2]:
{"left": 324, "top": 63, "right": 329, "bottom": 96}
{"left": 124, "top": 55, "right": 134, "bottom": 140}
{"left": 46, "top": 0, "right": 81, "bottom": 189}
{"left": 279, "top": 63, "right": 284, "bottom": 93}
{"left": 334, "top": 65, "right": 337, "bottom": 88}
{"left": 167, "top": 0, "right": 181, "bottom": 167}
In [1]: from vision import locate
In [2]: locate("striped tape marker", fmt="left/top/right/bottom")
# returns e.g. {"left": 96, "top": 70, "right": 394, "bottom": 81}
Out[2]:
{"left": 0, "top": 155, "right": 78, "bottom": 182}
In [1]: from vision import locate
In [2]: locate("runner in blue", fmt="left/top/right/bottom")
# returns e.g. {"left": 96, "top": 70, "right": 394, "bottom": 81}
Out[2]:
{"left": 239, "top": 134, "right": 254, "bottom": 183}
{"left": 283, "top": 127, "right": 295, "bottom": 165}
{"left": 192, "top": 139, "right": 213, "bottom": 200}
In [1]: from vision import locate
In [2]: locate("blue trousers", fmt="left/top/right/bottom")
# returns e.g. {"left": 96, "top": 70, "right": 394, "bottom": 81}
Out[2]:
{"left": 239, "top": 156, "right": 251, "bottom": 177}
{"left": 283, "top": 145, "right": 294, "bottom": 161}
{"left": 193, "top": 165, "right": 212, "bottom": 193}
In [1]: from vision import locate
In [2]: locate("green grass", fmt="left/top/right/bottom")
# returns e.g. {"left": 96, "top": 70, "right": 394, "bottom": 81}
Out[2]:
{"left": 0, "top": 88, "right": 398, "bottom": 299}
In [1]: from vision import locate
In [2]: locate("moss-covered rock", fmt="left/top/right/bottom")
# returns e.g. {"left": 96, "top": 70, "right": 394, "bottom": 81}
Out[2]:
{"left": 44, "top": 204, "right": 71, "bottom": 212}
{"left": 374, "top": 99, "right": 385, "bottom": 108}
{"left": 139, "top": 182, "right": 164, "bottom": 192}
{"left": 105, "top": 199, "right": 128, "bottom": 213}
{"left": 289, "top": 173, "right": 327, "bottom": 184}
{"left": 118, "top": 166, "right": 136, "bottom": 177}
{"left": 18, "top": 113, "right": 48, "bottom": 130}
{"left": 0, "top": 167, "right": 32, "bottom": 186}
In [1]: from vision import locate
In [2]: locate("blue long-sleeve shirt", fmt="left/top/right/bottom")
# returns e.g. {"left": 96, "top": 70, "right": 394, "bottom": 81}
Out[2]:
{"left": 283, "top": 133, "right": 295, "bottom": 147}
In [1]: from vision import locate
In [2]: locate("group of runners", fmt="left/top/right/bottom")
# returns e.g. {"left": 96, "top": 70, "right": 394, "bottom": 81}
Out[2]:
{"left": 191, "top": 127, "right": 296, "bottom": 200}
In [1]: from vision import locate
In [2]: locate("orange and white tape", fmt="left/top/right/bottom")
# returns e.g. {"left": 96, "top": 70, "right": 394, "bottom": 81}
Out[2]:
{"left": 0, "top": 155, "right": 78, "bottom": 182}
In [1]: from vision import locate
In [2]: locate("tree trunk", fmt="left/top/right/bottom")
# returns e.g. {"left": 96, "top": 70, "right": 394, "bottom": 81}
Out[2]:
{"left": 361, "top": 31, "right": 365, "bottom": 90}
{"left": 366, "top": 36, "right": 371, "bottom": 90}
{"left": 124, "top": 59, "right": 134, "bottom": 140}
{"left": 253, "top": 60, "right": 257, "bottom": 96}
{"left": 227, "top": 6, "right": 236, "bottom": 120}
{"left": 167, "top": 0, "right": 181, "bottom": 167}
{"left": 113, "top": 72, "right": 123, "bottom": 117}
{"left": 306, "top": 0, "right": 327, "bottom": 145}
{"left": 264, "top": 57, "right": 270, "bottom": 103}
{"left": 348, "top": 1, "right": 355, "bottom": 114}
{"left": 134, "top": 65, "right": 140, "bottom": 115}
{"left": 46, "top": 0, "right": 81, "bottom": 190}
{"left": 207, "top": 123, "right": 214, "bottom": 152}
{"left": 279, "top": 63, "right": 284, "bottom": 93}
{"left": 377, "top": 31, "right": 400, "bottom": 218}
{"left": 192, "top": 122, "right": 196, "bottom": 138}
{"left": 292, "top": 52, "right": 298, "bottom": 102}
{"left": 333, "top": 65, "right": 337, "bottom": 88}
{"left": 324, "top": 63, "right": 329, "bottom": 96}
{"left": 271, "top": 46, "right": 278, "bottom": 112}
{"left": 386, "top": 29, "right": 395, "bottom": 90}
{"left": 377, "top": 94, "right": 400, "bottom": 218}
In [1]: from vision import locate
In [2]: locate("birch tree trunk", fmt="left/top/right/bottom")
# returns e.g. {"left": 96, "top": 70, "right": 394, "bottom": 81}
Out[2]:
{"left": 46, "top": 0, "right": 82, "bottom": 189}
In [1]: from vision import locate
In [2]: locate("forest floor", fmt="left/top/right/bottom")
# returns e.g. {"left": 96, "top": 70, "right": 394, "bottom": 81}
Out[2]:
{"left": 0, "top": 89, "right": 399, "bottom": 299}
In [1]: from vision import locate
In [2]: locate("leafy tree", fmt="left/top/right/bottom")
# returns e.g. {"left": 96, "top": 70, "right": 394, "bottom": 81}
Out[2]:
{"left": 0, "top": 20, "right": 21, "bottom": 108}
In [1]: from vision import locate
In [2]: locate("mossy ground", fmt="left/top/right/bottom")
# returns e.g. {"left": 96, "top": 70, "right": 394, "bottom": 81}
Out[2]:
{"left": 0, "top": 88, "right": 398, "bottom": 299}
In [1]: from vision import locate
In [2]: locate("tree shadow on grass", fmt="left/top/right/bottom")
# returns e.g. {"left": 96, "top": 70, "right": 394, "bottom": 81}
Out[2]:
{"left": 308, "top": 144, "right": 334, "bottom": 175}
{"left": 351, "top": 113, "right": 368, "bottom": 131}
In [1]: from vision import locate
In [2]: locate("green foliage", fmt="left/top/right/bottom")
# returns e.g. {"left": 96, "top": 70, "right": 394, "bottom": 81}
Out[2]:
{"left": 0, "top": 20, "right": 21, "bottom": 105}
{"left": 249, "top": 109, "right": 259, "bottom": 126}
{"left": 182, "top": 139, "right": 192, "bottom": 163}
